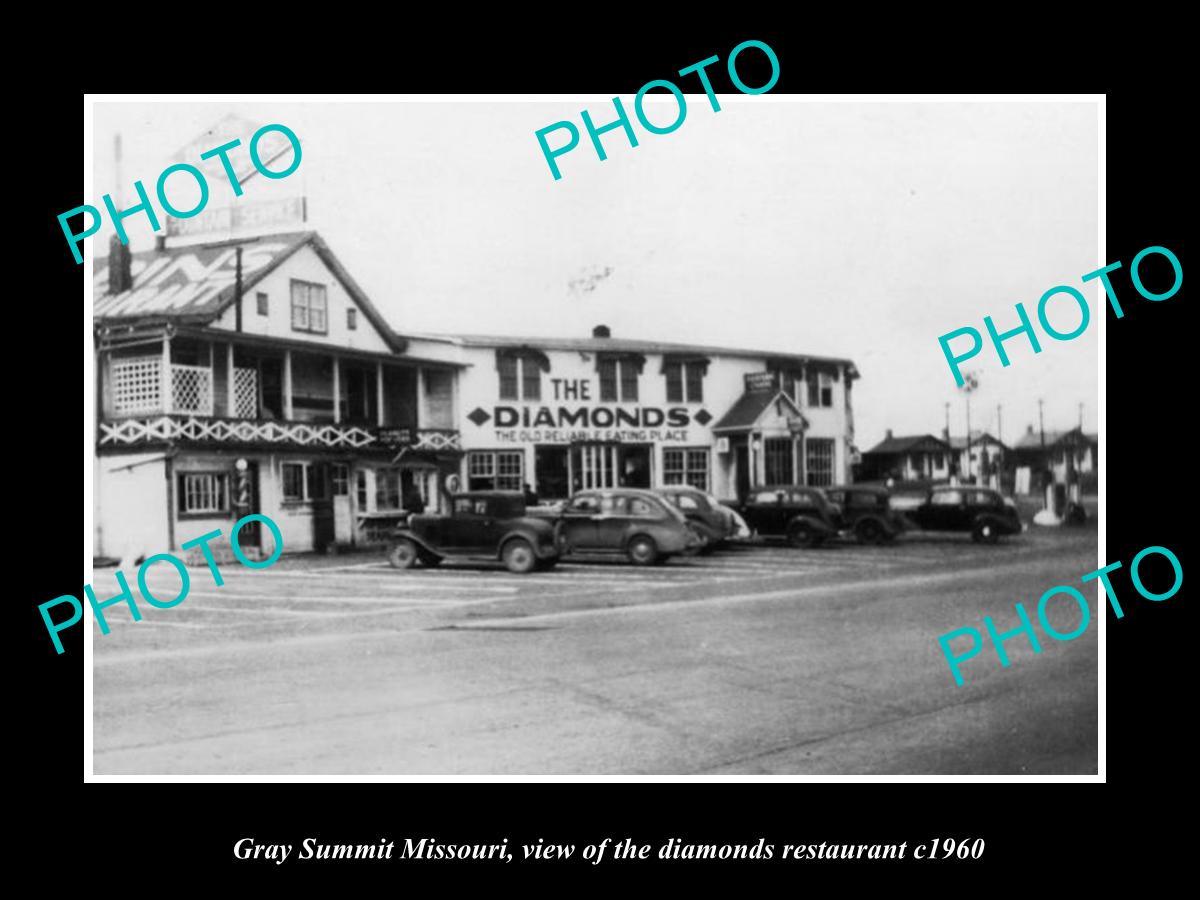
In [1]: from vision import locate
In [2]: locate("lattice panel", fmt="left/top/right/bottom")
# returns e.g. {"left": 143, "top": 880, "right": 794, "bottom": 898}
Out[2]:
{"left": 111, "top": 356, "right": 162, "bottom": 415}
{"left": 233, "top": 367, "right": 258, "bottom": 418}
{"left": 171, "top": 364, "right": 213, "bottom": 415}
{"left": 414, "top": 429, "right": 462, "bottom": 451}
{"left": 98, "top": 416, "right": 381, "bottom": 448}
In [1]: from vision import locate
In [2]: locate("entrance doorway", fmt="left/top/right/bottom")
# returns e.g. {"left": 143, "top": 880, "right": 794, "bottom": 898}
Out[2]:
{"left": 535, "top": 445, "right": 569, "bottom": 500}
{"left": 568, "top": 443, "right": 653, "bottom": 493}
{"left": 310, "top": 462, "right": 335, "bottom": 551}
{"left": 734, "top": 439, "right": 750, "bottom": 500}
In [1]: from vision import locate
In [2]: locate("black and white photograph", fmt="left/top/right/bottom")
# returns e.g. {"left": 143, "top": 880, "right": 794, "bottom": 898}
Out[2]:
{"left": 84, "top": 96, "right": 1101, "bottom": 777}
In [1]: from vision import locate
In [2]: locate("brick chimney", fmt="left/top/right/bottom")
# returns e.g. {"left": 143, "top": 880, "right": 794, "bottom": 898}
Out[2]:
{"left": 592, "top": 324, "right": 611, "bottom": 338}
{"left": 885, "top": 428, "right": 893, "bottom": 440}
{"left": 107, "top": 233, "right": 133, "bottom": 295}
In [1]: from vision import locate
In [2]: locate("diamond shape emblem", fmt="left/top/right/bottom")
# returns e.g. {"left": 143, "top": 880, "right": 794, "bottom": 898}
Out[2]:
{"left": 693, "top": 409, "right": 712, "bottom": 426}
{"left": 467, "top": 407, "right": 491, "bottom": 426}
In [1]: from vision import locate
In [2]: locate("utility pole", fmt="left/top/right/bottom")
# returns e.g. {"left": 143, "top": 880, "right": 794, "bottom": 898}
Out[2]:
{"left": 1078, "top": 402, "right": 1084, "bottom": 430}
{"left": 944, "top": 401, "right": 950, "bottom": 439}
{"left": 996, "top": 403, "right": 1003, "bottom": 444}
{"left": 1038, "top": 399, "right": 1045, "bottom": 448}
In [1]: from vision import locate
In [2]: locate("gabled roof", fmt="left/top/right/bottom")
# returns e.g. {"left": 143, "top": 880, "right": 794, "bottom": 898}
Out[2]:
{"left": 712, "top": 390, "right": 806, "bottom": 432}
{"left": 412, "top": 331, "right": 858, "bottom": 375}
{"left": 92, "top": 231, "right": 406, "bottom": 352}
{"left": 1012, "top": 426, "right": 1099, "bottom": 450}
{"left": 864, "top": 434, "right": 951, "bottom": 455}
{"left": 948, "top": 431, "right": 1008, "bottom": 450}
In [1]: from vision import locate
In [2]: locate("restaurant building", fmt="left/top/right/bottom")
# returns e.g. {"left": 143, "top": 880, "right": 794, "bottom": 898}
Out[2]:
{"left": 420, "top": 326, "right": 859, "bottom": 502}
{"left": 92, "top": 230, "right": 464, "bottom": 559}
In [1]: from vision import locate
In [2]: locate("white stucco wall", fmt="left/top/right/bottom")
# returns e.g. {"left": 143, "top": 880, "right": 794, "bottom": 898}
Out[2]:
{"left": 95, "top": 453, "right": 168, "bottom": 559}
{"left": 211, "top": 244, "right": 391, "bottom": 354}
{"left": 453, "top": 344, "right": 855, "bottom": 498}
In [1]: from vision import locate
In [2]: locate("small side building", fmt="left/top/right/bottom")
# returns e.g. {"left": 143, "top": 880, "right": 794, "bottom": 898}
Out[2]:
{"left": 859, "top": 431, "right": 952, "bottom": 483}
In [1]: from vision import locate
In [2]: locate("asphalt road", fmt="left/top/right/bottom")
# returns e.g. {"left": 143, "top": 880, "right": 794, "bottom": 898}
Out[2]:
{"left": 91, "top": 526, "right": 1099, "bottom": 775}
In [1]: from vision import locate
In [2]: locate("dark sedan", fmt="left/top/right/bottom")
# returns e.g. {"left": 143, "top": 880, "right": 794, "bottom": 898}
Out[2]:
{"left": 894, "top": 485, "right": 1023, "bottom": 543}
{"left": 824, "top": 485, "right": 904, "bottom": 544}
{"left": 389, "top": 491, "right": 560, "bottom": 573}
{"left": 556, "top": 488, "right": 703, "bottom": 564}
{"left": 731, "top": 486, "right": 842, "bottom": 547}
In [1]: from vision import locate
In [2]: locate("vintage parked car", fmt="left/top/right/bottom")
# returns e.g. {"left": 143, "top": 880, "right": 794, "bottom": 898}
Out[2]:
{"left": 894, "top": 485, "right": 1023, "bottom": 543}
{"left": 655, "top": 486, "right": 737, "bottom": 552}
{"left": 555, "top": 488, "right": 703, "bottom": 565}
{"left": 388, "top": 491, "right": 561, "bottom": 573}
{"left": 824, "top": 484, "right": 904, "bottom": 544}
{"left": 731, "top": 486, "right": 843, "bottom": 547}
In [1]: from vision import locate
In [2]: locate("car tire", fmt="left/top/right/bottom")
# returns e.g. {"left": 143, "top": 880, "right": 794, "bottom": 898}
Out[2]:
{"left": 502, "top": 538, "right": 537, "bottom": 574}
{"left": 388, "top": 539, "right": 418, "bottom": 569}
{"left": 418, "top": 551, "right": 443, "bottom": 568}
{"left": 787, "top": 521, "right": 816, "bottom": 548}
{"left": 972, "top": 520, "right": 1000, "bottom": 544}
{"left": 855, "top": 518, "right": 885, "bottom": 545}
{"left": 627, "top": 535, "right": 659, "bottom": 566}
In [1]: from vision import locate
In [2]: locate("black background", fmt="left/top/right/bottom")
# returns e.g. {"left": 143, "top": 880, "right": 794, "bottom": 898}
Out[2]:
{"left": 18, "top": 20, "right": 1188, "bottom": 889}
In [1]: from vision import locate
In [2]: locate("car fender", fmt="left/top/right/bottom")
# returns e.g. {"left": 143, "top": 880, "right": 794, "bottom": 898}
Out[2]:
{"left": 625, "top": 530, "right": 664, "bottom": 553}
{"left": 972, "top": 513, "right": 1010, "bottom": 532}
{"left": 391, "top": 529, "right": 437, "bottom": 555}
{"left": 858, "top": 513, "right": 898, "bottom": 535}
{"left": 787, "top": 514, "right": 835, "bottom": 536}
{"left": 498, "top": 529, "right": 555, "bottom": 560}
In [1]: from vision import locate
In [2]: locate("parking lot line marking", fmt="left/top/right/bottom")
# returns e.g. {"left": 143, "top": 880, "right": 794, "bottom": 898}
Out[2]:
{"left": 454, "top": 567, "right": 994, "bottom": 627}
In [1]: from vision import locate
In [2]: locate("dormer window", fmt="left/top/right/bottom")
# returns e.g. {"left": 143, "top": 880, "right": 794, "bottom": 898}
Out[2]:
{"left": 597, "top": 354, "right": 643, "bottom": 402}
{"left": 807, "top": 371, "right": 834, "bottom": 408}
{"left": 662, "top": 355, "right": 709, "bottom": 403}
{"left": 497, "top": 348, "right": 550, "bottom": 401}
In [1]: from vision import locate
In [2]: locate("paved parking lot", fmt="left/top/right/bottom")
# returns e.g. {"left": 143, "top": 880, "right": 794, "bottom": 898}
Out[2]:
{"left": 92, "top": 526, "right": 1099, "bottom": 775}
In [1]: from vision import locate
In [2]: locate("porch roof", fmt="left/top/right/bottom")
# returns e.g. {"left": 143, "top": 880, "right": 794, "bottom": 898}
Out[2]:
{"left": 712, "top": 389, "right": 806, "bottom": 433}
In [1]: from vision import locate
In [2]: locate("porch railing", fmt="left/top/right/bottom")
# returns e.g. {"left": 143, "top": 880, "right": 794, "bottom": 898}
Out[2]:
{"left": 97, "top": 415, "right": 462, "bottom": 452}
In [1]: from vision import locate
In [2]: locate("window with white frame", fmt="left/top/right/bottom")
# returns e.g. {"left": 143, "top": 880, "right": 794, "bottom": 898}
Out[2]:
{"left": 290, "top": 280, "right": 328, "bottom": 334}
{"left": 497, "top": 352, "right": 543, "bottom": 401}
{"left": 332, "top": 464, "right": 349, "bottom": 495}
{"left": 664, "top": 361, "right": 706, "bottom": 403}
{"left": 663, "top": 447, "right": 710, "bottom": 491}
{"left": 806, "top": 438, "right": 835, "bottom": 486}
{"left": 282, "top": 463, "right": 305, "bottom": 501}
{"left": 281, "top": 461, "right": 328, "bottom": 502}
{"left": 764, "top": 438, "right": 794, "bottom": 485}
{"left": 598, "top": 357, "right": 639, "bottom": 402}
{"left": 178, "top": 472, "right": 229, "bottom": 515}
{"left": 806, "top": 371, "right": 834, "bottom": 408}
{"left": 467, "top": 450, "right": 524, "bottom": 491}
{"left": 375, "top": 468, "right": 401, "bottom": 510}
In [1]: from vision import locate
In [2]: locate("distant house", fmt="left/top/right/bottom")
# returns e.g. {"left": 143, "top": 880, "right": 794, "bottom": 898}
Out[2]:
{"left": 859, "top": 430, "right": 952, "bottom": 482}
{"left": 1010, "top": 425, "right": 1098, "bottom": 479}
{"left": 947, "top": 430, "right": 1008, "bottom": 483}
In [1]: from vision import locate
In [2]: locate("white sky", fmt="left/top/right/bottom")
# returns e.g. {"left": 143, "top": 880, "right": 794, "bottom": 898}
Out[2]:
{"left": 91, "top": 99, "right": 1099, "bottom": 449}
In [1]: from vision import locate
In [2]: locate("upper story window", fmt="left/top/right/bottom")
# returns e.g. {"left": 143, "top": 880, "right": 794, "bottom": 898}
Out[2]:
{"left": 346, "top": 308, "right": 357, "bottom": 330}
{"left": 497, "top": 350, "right": 547, "bottom": 401}
{"left": 256, "top": 292, "right": 268, "bottom": 316}
{"left": 663, "top": 357, "right": 708, "bottom": 403}
{"left": 290, "top": 280, "right": 328, "bottom": 334}
{"left": 598, "top": 355, "right": 642, "bottom": 402}
{"left": 807, "top": 371, "right": 834, "bottom": 408}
